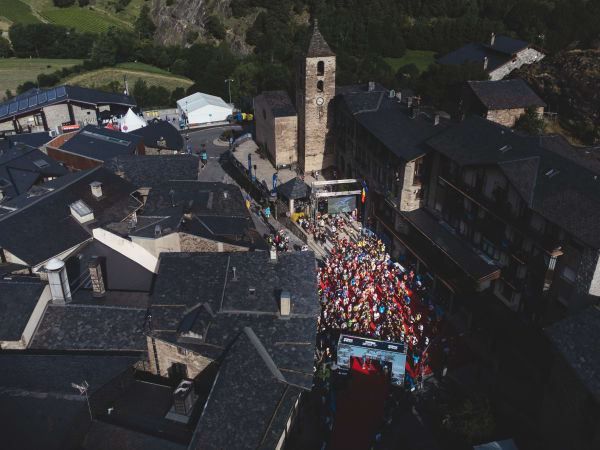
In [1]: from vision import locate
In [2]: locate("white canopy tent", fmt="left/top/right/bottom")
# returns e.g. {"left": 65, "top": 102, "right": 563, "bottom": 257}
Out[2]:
{"left": 176, "top": 92, "right": 232, "bottom": 125}
{"left": 120, "top": 108, "right": 147, "bottom": 133}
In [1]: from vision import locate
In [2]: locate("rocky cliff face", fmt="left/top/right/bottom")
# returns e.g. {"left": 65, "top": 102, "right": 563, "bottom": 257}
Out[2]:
{"left": 512, "top": 40, "right": 600, "bottom": 143}
{"left": 151, "top": 0, "right": 253, "bottom": 54}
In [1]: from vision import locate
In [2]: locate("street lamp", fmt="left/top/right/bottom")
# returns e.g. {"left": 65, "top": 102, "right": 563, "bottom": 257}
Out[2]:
{"left": 224, "top": 79, "right": 234, "bottom": 105}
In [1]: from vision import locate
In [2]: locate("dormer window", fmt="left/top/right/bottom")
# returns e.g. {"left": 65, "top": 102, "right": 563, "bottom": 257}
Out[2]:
{"left": 317, "top": 61, "right": 324, "bottom": 76}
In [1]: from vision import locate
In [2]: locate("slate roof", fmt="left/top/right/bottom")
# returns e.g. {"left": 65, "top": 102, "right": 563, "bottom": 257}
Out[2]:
{"left": 468, "top": 79, "right": 546, "bottom": 110}
{"left": 104, "top": 154, "right": 199, "bottom": 187}
{"left": 0, "top": 85, "right": 135, "bottom": 122}
{"left": 259, "top": 90, "right": 297, "bottom": 118}
{"left": 341, "top": 86, "right": 448, "bottom": 161}
{"left": 0, "top": 353, "right": 137, "bottom": 450}
{"left": 0, "top": 144, "right": 68, "bottom": 201}
{"left": 305, "top": 20, "right": 335, "bottom": 57}
{"left": 189, "top": 329, "right": 303, "bottom": 450}
{"left": 58, "top": 125, "right": 143, "bottom": 162}
{"left": 427, "top": 116, "right": 600, "bottom": 248}
{"left": 132, "top": 119, "right": 184, "bottom": 151}
{"left": 131, "top": 181, "right": 258, "bottom": 246}
{"left": 7, "top": 131, "right": 54, "bottom": 148}
{"left": 30, "top": 303, "right": 147, "bottom": 351}
{"left": 277, "top": 176, "right": 309, "bottom": 200}
{"left": 83, "top": 421, "right": 186, "bottom": 450}
{"left": 149, "top": 251, "right": 319, "bottom": 385}
{"left": 438, "top": 35, "right": 536, "bottom": 74}
{"left": 0, "top": 277, "right": 45, "bottom": 341}
{"left": 0, "top": 167, "right": 141, "bottom": 266}
{"left": 545, "top": 305, "right": 600, "bottom": 402}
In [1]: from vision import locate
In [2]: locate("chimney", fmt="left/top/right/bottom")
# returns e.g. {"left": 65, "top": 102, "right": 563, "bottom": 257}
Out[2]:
{"left": 0, "top": 188, "right": 3, "bottom": 201}
{"left": 173, "top": 380, "right": 194, "bottom": 416}
{"left": 280, "top": 290, "right": 291, "bottom": 316}
{"left": 155, "top": 224, "right": 162, "bottom": 237}
{"left": 88, "top": 256, "right": 106, "bottom": 298}
{"left": 483, "top": 56, "right": 489, "bottom": 70}
{"left": 489, "top": 32, "right": 496, "bottom": 46}
{"left": 434, "top": 114, "right": 440, "bottom": 126}
{"left": 231, "top": 266, "right": 237, "bottom": 280}
{"left": 269, "top": 246, "right": 277, "bottom": 262}
{"left": 45, "top": 258, "right": 71, "bottom": 304}
{"left": 70, "top": 200, "right": 94, "bottom": 223}
{"left": 368, "top": 81, "right": 375, "bottom": 92}
{"left": 90, "top": 181, "right": 103, "bottom": 199}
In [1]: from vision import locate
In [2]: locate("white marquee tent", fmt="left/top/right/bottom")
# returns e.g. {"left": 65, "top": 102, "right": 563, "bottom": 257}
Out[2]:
{"left": 177, "top": 92, "right": 233, "bottom": 126}
{"left": 120, "top": 108, "right": 147, "bottom": 133}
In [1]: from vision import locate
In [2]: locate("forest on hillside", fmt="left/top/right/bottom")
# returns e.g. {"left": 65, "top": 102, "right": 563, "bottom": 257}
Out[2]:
{"left": 2, "top": 0, "right": 599, "bottom": 142}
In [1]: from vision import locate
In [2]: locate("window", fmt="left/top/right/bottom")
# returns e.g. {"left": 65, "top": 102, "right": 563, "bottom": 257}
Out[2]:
{"left": 317, "top": 80, "right": 324, "bottom": 92}
{"left": 317, "top": 61, "right": 324, "bottom": 76}
{"left": 561, "top": 266, "right": 576, "bottom": 283}
{"left": 413, "top": 158, "right": 423, "bottom": 185}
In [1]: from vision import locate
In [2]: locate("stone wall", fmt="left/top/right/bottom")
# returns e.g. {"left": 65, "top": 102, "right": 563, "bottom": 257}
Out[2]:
{"left": 399, "top": 160, "right": 423, "bottom": 211}
{"left": 72, "top": 104, "right": 97, "bottom": 126}
{"left": 146, "top": 336, "right": 214, "bottom": 379}
{"left": 254, "top": 95, "right": 277, "bottom": 164}
{"left": 489, "top": 48, "right": 545, "bottom": 80}
{"left": 274, "top": 115, "right": 298, "bottom": 167}
{"left": 43, "top": 104, "right": 71, "bottom": 130}
{"left": 486, "top": 106, "right": 544, "bottom": 127}
{"left": 297, "top": 55, "right": 336, "bottom": 172}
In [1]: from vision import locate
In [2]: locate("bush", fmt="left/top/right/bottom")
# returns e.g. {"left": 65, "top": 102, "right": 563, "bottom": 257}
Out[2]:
{"left": 79, "top": 0, "right": 90, "bottom": 6}
{"left": 17, "top": 81, "right": 37, "bottom": 94}
{"left": 53, "top": 0, "right": 76, "bottom": 7}
{"left": 186, "top": 31, "right": 199, "bottom": 45}
{"left": 37, "top": 73, "right": 60, "bottom": 87}
{"left": 0, "top": 36, "right": 12, "bottom": 58}
{"left": 396, "top": 63, "right": 419, "bottom": 79}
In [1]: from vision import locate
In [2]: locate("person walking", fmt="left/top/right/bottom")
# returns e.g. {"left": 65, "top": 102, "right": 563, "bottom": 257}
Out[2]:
{"left": 265, "top": 206, "right": 271, "bottom": 218}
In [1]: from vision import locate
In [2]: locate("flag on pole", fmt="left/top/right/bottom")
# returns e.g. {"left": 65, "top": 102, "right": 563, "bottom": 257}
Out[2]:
{"left": 361, "top": 181, "right": 367, "bottom": 203}
{"left": 245, "top": 194, "right": 251, "bottom": 211}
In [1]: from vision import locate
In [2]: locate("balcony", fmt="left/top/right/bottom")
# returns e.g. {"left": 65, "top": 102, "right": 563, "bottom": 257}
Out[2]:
{"left": 439, "top": 174, "right": 559, "bottom": 255}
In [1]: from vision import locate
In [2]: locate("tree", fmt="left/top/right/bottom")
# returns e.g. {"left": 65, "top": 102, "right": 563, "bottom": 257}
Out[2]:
{"left": 132, "top": 79, "right": 149, "bottom": 106}
{"left": 4, "top": 90, "right": 14, "bottom": 101}
{"left": 396, "top": 63, "right": 419, "bottom": 79}
{"left": 91, "top": 34, "right": 117, "bottom": 67}
{"left": 135, "top": 6, "right": 156, "bottom": 40}
{"left": 37, "top": 73, "right": 60, "bottom": 87}
{"left": 0, "top": 36, "right": 12, "bottom": 58}
{"left": 205, "top": 16, "right": 226, "bottom": 40}
{"left": 515, "top": 106, "right": 546, "bottom": 135}
{"left": 170, "top": 87, "right": 185, "bottom": 106}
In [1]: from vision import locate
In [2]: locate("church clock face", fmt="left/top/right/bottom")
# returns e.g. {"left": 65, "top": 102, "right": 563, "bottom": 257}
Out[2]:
{"left": 316, "top": 97, "right": 324, "bottom": 105}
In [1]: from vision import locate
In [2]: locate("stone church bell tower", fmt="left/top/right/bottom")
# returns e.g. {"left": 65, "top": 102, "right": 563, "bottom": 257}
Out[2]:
{"left": 296, "top": 20, "right": 336, "bottom": 173}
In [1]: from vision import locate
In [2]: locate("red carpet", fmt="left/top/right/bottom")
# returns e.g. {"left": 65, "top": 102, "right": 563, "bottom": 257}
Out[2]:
{"left": 330, "top": 358, "right": 389, "bottom": 450}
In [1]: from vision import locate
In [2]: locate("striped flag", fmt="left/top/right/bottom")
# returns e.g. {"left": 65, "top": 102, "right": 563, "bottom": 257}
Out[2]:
{"left": 361, "top": 181, "right": 367, "bottom": 203}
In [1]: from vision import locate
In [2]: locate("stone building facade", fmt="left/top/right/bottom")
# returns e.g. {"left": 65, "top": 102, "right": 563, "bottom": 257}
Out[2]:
{"left": 296, "top": 21, "right": 336, "bottom": 173}
{"left": 485, "top": 106, "right": 544, "bottom": 128}
{"left": 254, "top": 91, "right": 298, "bottom": 168}
{"left": 489, "top": 48, "right": 546, "bottom": 81}
{"left": 146, "top": 335, "right": 214, "bottom": 379}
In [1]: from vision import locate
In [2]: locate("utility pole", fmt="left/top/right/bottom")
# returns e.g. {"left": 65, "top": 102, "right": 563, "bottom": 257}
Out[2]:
{"left": 224, "top": 79, "right": 234, "bottom": 105}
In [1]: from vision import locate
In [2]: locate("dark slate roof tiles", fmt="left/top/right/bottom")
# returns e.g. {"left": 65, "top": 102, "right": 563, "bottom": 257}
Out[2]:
{"left": 259, "top": 90, "right": 297, "bottom": 118}
{"left": 277, "top": 176, "right": 309, "bottom": 200}
{"left": 305, "top": 21, "right": 335, "bottom": 57}
{"left": 59, "top": 125, "right": 143, "bottom": 162}
{"left": 468, "top": 79, "right": 546, "bottom": 110}
{"left": 132, "top": 120, "right": 184, "bottom": 151}
{"left": 105, "top": 154, "right": 200, "bottom": 187}
{"left": 0, "top": 277, "right": 45, "bottom": 341}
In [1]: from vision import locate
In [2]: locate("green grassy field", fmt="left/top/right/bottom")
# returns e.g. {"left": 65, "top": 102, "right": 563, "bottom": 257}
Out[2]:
{"left": 0, "top": 0, "right": 41, "bottom": 25}
{"left": 385, "top": 50, "right": 437, "bottom": 73}
{"left": 0, "top": 58, "right": 83, "bottom": 98}
{"left": 115, "top": 62, "right": 177, "bottom": 77}
{"left": 41, "top": 6, "right": 125, "bottom": 33}
{"left": 64, "top": 67, "right": 194, "bottom": 92}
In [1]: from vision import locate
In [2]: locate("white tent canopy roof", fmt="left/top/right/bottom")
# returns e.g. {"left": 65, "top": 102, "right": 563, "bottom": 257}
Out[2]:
{"left": 177, "top": 92, "right": 230, "bottom": 114}
{"left": 120, "top": 108, "right": 147, "bottom": 133}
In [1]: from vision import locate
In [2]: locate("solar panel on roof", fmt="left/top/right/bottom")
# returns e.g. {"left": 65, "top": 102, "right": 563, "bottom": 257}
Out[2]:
{"left": 0, "top": 106, "right": 8, "bottom": 117}
{"left": 56, "top": 86, "right": 66, "bottom": 97}
{"left": 9, "top": 103, "right": 18, "bottom": 114}
{"left": 19, "top": 99, "right": 28, "bottom": 110}
{"left": 47, "top": 90, "right": 56, "bottom": 101}
{"left": 38, "top": 92, "right": 47, "bottom": 104}
{"left": 29, "top": 96, "right": 37, "bottom": 107}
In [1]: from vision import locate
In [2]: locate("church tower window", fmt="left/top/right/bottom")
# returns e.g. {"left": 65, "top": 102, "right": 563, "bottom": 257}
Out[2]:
{"left": 317, "top": 80, "right": 324, "bottom": 92}
{"left": 317, "top": 61, "right": 324, "bottom": 76}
